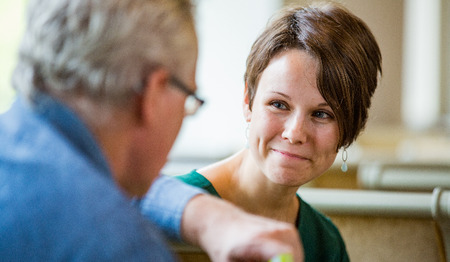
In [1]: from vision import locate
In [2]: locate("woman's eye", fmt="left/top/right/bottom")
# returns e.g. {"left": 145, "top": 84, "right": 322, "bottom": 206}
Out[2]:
{"left": 270, "top": 101, "right": 288, "bottom": 110}
{"left": 313, "top": 111, "right": 333, "bottom": 119}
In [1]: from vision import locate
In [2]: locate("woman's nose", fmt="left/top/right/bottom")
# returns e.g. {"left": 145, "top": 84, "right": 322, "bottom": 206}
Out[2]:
{"left": 281, "top": 114, "right": 308, "bottom": 144}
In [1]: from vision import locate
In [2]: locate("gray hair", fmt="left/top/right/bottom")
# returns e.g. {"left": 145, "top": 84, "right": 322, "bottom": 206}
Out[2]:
{"left": 13, "top": 0, "right": 196, "bottom": 105}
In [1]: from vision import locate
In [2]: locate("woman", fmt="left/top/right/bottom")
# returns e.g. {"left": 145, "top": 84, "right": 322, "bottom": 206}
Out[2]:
{"left": 177, "top": 2, "right": 381, "bottom": 261}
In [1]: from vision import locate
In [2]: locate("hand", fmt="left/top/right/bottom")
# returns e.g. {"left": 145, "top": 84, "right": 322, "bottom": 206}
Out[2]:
{"left": 181, "top": 195, "right": 304, "bottom": 262}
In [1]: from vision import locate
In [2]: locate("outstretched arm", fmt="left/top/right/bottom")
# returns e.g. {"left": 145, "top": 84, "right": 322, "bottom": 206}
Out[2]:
{"left": 181, "top": 194, "right": 303, "bottom": 262}
{"left": 140, "top": 176, "right": 303, "bottom": 262}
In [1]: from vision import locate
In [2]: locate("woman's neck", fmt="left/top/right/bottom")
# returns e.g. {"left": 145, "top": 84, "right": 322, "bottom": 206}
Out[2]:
{"left": 200, "top": 149, "right": 300, "bottom": 224}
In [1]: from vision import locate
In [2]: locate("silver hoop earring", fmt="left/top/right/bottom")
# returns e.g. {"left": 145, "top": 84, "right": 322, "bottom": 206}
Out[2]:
{"left": 341, "top": 148, "right": 348, "bottom": 172}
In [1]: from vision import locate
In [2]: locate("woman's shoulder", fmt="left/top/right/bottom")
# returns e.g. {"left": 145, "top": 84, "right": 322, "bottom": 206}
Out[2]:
{"left": 176, "top": 170, "right": 204, "bottom": 184}
{"left": 298, "top": 196, "right": 340, "bottom": 233}
{"left": 176, "top": 170, "right": 221, "bottom": 197}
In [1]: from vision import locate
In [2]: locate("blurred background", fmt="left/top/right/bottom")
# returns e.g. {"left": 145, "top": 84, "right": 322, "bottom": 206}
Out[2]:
{"left": 0, "top": 0, "right": 25, "bottom": 115}
{"left": 1, "top": 0, "right": 449, "bottom": 167}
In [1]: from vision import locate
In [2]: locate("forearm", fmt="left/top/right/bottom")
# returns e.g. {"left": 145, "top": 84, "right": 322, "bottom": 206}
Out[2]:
{"left": 181, "top": 194, "right": 304, "bottom": 262}
{"left": 140, "top": 175, "right": 304, "bottom": 261}
{"left": 180, "top": 194, "right": 232, "bottom": 247}
{"left": 139, "top": 175, "right": 205, "bottom": 240}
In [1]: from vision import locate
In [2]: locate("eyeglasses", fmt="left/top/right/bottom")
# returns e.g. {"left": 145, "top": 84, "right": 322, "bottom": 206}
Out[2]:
{"left": 169, "top": 75, "right": 205, "bottom": 116}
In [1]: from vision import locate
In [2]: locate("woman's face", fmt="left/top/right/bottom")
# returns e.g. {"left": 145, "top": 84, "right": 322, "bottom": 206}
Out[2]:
{"left": 244, "top": 49, "right": 339, "bottom": 187}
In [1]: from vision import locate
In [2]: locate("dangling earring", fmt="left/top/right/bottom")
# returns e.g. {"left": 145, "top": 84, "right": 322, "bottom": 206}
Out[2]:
{"left": 341, "top": 147, "right": 348, "bottom": 172}
{"left": 245, "top": 123, "right": 250, "bottom": 148}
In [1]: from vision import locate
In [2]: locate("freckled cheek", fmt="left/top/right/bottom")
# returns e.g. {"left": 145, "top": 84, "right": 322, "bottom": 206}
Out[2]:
{"left": 330, "top": 127, "right": 340, "bottom": 149}
{"left": 250, "top": 115, "right": 281, "bottom": 153}
{"left": 315, "top": 128, "right": 340, "bottom": 156}
{"left": 312, "top": 133, "right": 339, "bottom": 171}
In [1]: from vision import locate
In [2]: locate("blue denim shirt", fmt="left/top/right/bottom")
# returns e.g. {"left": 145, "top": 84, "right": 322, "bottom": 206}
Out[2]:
{"left": 0, "top": 93, "right": 203, "bottom": 261}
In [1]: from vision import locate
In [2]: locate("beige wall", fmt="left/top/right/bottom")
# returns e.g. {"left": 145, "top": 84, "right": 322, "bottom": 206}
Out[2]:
{"left": 284, "top": 0, "right": 404, "bottom": 128}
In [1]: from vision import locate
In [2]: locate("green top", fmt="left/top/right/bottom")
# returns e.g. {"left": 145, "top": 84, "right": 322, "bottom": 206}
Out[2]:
{"left": 177, "top": 170, "right": 350, "bottom": 262}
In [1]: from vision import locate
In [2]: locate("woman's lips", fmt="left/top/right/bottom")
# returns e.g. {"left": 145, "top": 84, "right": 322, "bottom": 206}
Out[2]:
{"left": 272, "top": 149, "right": 310, "bottom": 160}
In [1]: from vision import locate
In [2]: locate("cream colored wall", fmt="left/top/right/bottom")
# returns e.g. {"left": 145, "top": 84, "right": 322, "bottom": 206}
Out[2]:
{"left": 442, "top": 0, "right": 450, "bottom": 120}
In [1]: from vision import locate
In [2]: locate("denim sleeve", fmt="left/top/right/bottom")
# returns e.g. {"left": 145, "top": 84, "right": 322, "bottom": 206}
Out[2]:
{"left": 139, "top": 175, "right": 205, "bottom": 240}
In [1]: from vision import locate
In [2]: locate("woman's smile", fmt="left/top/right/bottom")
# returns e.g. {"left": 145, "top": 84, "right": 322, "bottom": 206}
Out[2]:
{"left": 271, "top": 148, "right": 310, "bottom": 161}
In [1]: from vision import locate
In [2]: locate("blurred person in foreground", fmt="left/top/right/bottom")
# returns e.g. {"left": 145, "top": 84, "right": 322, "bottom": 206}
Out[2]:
{"left": 177, "top": 2, "right": 382, "bottom": 261}
{"left": 0, "top": 0, "right": 303, "bottom": 261}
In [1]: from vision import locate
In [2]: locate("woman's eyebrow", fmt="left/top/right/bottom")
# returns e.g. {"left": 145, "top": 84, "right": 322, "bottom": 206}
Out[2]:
{"left": 317, "top": 102, "right": 330, "bottom": 107}
{"left": 270, "top": 91, "right": 290, "bottom": 99}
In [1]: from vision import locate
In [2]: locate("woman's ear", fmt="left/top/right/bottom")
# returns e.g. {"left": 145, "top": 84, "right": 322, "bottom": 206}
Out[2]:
{"left": 243, "top": 82, "right": 252, "bottom": 122}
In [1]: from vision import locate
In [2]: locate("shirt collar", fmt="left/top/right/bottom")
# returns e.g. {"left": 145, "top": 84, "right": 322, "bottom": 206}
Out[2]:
{"left": 27, "top": 92, "right": 112, "bottom": 176}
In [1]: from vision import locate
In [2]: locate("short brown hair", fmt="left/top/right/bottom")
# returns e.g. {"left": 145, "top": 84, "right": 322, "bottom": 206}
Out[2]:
{"left": 244, "top": 2, "right": 382, "bottom": 149}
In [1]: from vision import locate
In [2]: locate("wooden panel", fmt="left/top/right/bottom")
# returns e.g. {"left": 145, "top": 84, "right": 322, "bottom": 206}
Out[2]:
{"left": 329, "top": 215, "right": 443, "bottom": 262}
